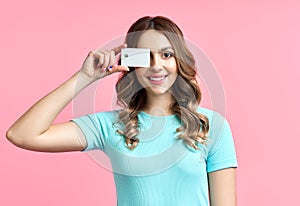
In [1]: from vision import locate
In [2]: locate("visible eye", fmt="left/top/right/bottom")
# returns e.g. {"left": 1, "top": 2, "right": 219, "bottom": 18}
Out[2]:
{"left": 162, "top": 52, "right": 174, "bottom": 59}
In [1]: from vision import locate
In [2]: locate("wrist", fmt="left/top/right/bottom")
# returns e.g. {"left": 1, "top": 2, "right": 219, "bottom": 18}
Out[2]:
{"left": 70, "top": 70, "right": 97, "bottom": 96}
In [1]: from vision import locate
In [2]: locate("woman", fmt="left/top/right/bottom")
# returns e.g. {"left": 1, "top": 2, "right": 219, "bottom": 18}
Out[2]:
{"left": 7, "top": 16, "right": 238, "bottom": 205}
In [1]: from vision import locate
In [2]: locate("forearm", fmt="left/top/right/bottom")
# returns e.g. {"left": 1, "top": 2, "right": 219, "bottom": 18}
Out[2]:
{"left": 6, "top": 70, "right": 93, "bottom": 142}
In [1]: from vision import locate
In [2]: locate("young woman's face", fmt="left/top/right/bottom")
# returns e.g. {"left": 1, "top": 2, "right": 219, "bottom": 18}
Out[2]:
{"left": 135, "top": 30, "right": 178, "bottom": 96}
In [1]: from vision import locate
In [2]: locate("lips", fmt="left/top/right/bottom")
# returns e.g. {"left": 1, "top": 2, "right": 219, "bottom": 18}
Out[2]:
{"left": 147, "top": 75, "right": 168, "bottom": 84}
{"left": 148, "top": 75, "right": 167, "bottom": 81}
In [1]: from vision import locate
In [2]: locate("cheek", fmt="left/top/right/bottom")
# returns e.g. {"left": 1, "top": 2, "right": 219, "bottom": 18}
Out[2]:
{"left": 135, "top": 68, "right": 147, "bottom": 84}
{"left": 165, "top": 59, "right": 178, "bottom": 74}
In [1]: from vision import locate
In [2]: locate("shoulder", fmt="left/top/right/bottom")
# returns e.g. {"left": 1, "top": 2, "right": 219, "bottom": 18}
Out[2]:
{"left": 90, "top": 109, "right": 121, "bottom": 121}
{"left": 196, "top": 106, "right": 233, "bottom": 148}
{"left": 197, "top": 105, "right": 231, "bottom": 134}
{"left": 196, "top": 106, "right": 228, "bottom": 127}
{"left": 73, "top": 110, "right": 122, "bottom": 130}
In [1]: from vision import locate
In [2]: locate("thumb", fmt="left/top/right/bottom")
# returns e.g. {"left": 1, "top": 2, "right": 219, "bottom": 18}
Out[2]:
{"left": 107, "top": 64, "right": 130, "bottom": 75}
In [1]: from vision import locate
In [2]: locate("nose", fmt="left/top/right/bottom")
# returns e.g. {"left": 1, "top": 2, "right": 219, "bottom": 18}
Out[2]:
{"left": 150, "top": 52, "right": 162, "bottom": 71}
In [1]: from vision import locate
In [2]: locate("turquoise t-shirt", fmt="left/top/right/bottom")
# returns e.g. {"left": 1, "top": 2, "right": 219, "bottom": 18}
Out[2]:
{"left": 72, "top": 106, "right": 238, "bottom": 205}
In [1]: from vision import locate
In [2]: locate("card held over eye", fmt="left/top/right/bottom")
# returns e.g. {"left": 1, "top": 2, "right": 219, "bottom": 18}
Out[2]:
{"left": 121, "top": 48, "right": 150, "bottom": 67}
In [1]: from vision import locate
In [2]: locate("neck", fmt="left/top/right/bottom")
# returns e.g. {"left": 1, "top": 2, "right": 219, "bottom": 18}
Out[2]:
{"left": 143, "top": 92, "right": 174, "bottom": 116}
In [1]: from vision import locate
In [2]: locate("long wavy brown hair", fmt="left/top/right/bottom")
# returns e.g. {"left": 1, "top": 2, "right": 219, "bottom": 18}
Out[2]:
{"left": 115, "top": 16, "right": 209, "bottom": 150}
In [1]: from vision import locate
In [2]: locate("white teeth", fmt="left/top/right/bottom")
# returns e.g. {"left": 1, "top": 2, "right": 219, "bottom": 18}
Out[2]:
{"left": 149, "top": 76, "right": 166, "bottom": 81}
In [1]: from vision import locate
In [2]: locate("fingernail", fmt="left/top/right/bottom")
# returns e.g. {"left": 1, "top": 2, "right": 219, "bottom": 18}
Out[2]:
{"left": 108, "top": 66, "right": 113, "bottom": 72}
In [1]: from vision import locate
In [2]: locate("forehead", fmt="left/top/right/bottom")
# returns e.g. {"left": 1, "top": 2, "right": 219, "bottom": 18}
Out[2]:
{"left": 137, "top": 30, "right": 173, "bottom": 51}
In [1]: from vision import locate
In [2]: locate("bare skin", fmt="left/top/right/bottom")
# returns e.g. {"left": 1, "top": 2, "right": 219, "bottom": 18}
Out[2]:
{"left": 6, "top": 43, "right": 129, "bottom": 152}
{"left": 6, "top": 32, "right": 236, "bottom": 205}
{"left": 209, "top": 168, "right": 237, "bottom": 206}
{"left": 135, "top": 30, "right": 178, "bottom": 116}
{"left": 136, "top": 30, "right": 237, "bottom": 206}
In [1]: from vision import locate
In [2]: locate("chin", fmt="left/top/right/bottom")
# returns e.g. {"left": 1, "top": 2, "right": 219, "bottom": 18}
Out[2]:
{"left": 146, "top": 86, "right": 170, "bottom": 95}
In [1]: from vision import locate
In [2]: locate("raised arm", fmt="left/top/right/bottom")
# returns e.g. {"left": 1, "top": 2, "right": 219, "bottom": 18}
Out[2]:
{"left": 6, "top": 44, "right": 129, "bottom": 152}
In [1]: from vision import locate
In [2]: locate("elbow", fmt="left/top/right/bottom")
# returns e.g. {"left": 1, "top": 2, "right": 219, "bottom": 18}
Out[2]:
{"left": 6, "top": 128, "right": 14, "bottom": 142}
{"left": 6, "top": 128, "right": 23, "bottom": 147}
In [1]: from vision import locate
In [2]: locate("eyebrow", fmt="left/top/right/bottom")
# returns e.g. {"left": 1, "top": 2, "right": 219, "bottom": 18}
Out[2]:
{"left": 160, "top": 46, "right": 174, "bottom": 51}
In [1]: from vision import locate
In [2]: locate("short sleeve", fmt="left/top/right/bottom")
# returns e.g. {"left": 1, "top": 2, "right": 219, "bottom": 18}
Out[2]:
{"left": 206, "top": 114, "right": 238, "bottom": 173}
{"left": 71, "top": 113, "right": 105, "bottom": 152}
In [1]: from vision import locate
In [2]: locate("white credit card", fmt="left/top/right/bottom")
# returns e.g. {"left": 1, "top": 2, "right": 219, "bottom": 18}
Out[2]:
{"left": 121, "top": 48, "right": 150, "bottom": 67}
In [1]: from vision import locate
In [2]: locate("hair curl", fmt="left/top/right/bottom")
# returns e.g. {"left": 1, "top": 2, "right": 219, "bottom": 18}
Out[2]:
{"left": 115, "top": 16, "right": 209, "bottom": 150}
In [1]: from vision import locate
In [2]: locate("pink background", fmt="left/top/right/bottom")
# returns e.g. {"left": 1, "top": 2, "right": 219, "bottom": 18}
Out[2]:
{"left": 1, "top": 0, "right": 299, "bottom": 205}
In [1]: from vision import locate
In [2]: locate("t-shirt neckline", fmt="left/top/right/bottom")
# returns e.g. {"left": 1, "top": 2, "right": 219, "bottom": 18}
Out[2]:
{"left": 139, "top": 111, "right": 177, "bottom": 119}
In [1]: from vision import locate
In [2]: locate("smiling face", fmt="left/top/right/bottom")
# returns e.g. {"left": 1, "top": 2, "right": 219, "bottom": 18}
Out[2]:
{"left": 135, "top": 30, "right": 178, "bottom": 96}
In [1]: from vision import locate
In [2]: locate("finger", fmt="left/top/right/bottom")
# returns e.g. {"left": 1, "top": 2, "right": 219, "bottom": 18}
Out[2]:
{"left": 109, "top": 50, "right": 115, "bottom": 66}
{"left": 105, "top": 65, "right": 130, "bottom": 77}
{"left": 105, "top": 65, "right": 114, "bottom": 73}
{"left": 110, "top": 65, "right": 130, "bottom": 73}
{"left": 105, "top": 50, "right": 116, "bottom": 73}
{"left": 117, "top": 65, "right": 130, "bottom": 72}
{"left": 111, "top": 43, "right": 127, "bottom": 56}
{"left": 101, "top": 51, "right": 110, "bottom": 69}
{"left": 96, "top": 53, "right": 104, "bottom": 68}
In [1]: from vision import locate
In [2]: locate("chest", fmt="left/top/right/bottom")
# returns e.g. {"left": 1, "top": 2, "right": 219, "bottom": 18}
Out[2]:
{"left": 106, "top": 127, "right": 207, "bottom": 177}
